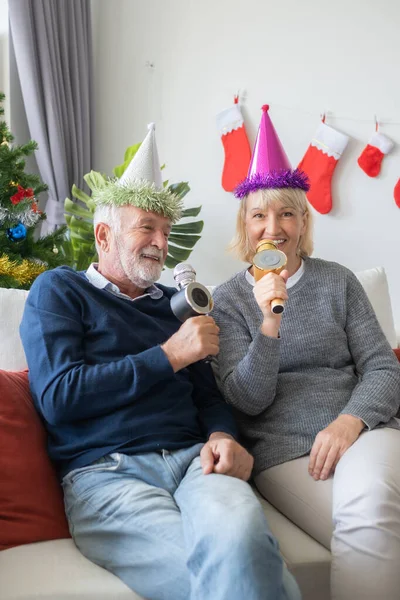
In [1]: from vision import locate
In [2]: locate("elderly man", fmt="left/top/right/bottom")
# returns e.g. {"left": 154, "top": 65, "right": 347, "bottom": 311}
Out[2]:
{"left": 20, "top": 124, "right": 300, "bottom": 600}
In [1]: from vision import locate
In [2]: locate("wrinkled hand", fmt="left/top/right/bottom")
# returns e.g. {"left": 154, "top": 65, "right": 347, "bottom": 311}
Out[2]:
{"left": 161, "top": 316, "right": 219, "bottom": 372}
{"left": 309, "top": 415, "right": 365, "bottom": 481}
{"left": 253, "top": 270, "right": 289, "bottom": 336}
{"left": 200, "top": 432, "right": 254, "bottom": 481}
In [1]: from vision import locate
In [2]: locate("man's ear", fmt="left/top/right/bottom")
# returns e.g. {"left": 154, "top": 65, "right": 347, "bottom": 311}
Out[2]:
{"left": 95, "top": 222, "right": 111, "bottom": 252}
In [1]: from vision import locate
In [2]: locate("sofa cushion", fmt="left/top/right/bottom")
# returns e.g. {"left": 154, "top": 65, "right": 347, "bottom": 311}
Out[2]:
{"left": 0, "top": 539, "right": 141, "bottom": 599}
{"left": 355, "top": 267, "right": 397, "bottom": 348}
{"left": 0, "top": 369, "right": 70, "bottom": 550}
{"left": 0, "top": 287, "right": 29, "bottom": 370}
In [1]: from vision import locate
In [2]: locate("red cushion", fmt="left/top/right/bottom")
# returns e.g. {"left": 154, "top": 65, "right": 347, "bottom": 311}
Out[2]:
{"left": 394, "top": 348, "right": 400, "bottom": 362}
{"left": 0, "top": 369, "right": 70, "bottom": 550}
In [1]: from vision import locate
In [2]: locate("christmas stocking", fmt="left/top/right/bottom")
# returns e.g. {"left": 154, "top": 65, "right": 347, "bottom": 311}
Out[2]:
{"left": 216, "top": 98, "right": 251, "bottom": 192}
{"left": 298, "top": 121, "right": 349, "bottom": 214}
{"left": 394, "top": 179, "right": 400, "bottom": 209}
{"left": 358, "top": 132, "right": 394, "bottom": 177}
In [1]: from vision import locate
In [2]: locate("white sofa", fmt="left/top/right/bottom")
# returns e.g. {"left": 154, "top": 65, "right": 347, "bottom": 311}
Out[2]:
{"left": 0, "top": 266, "right": 398, "bottom": 600}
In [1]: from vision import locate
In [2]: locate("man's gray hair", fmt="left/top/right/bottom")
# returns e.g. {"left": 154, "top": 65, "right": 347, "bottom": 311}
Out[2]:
{"left": 93, "top": 204, "right": 121, "bottom": 252}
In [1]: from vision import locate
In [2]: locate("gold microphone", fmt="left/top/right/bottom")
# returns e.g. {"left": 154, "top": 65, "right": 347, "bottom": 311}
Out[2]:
{"left": 253, "top": 240, "right": 287, "bottom": 314}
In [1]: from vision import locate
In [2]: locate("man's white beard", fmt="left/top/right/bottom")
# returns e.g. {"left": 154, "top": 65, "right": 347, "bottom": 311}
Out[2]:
{"left": 118, "top": 243, "right": 164, "bottom": 288}
{"left": 133, "top": 258, "right": 163, "bottom": 287}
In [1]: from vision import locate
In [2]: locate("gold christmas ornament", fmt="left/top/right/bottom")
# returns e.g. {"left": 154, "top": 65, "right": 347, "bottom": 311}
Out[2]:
{"left": 0, "top": 255, "right": 46, "bottom": 286}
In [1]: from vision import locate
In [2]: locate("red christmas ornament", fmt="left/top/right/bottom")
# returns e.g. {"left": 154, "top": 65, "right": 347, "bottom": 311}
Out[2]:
{"left": 10, "top": 185, "right": 26, "bottom": 205}
{"left": 10, "top": 184, "right": 35, "bottom": 205}
{"left": 31, "top": 201, "right": 41, "bottom": 214}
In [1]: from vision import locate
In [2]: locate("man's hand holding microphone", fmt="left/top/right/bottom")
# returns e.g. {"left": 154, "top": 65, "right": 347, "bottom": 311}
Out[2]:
{"left": 161, "top": 263, "right": 218, "bottom": 372}
{"left": 161, "top": 315, "right": 219, "bottom": 373}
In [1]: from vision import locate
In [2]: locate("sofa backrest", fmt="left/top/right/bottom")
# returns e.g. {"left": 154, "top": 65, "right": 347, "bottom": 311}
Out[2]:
{"left": 0, "top": 265, "right": 397, "bottom": 371}
{"left": 0, "top": 288, "right": 29, "bottom": 371}
{"left": 355, "top": 267, "right": 397, "bottom": 348}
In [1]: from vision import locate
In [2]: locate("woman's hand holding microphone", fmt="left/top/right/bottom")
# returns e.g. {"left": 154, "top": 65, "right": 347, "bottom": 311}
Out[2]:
{"left": 253, "top": 270, "right": 289, "bottom": 338}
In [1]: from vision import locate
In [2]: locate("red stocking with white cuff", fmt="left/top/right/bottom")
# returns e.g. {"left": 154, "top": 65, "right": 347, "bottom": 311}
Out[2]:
{"left": 394, "top": 179, "right": 400, "bottom": 209}
{"left": 298, "top": 121, "right": 349, "bottom": 214}
{"left": 358, "top": 132, "right": 394, "bottom": 177}
{"left": 216, "top": 98, "right": 251, "bottom": 192}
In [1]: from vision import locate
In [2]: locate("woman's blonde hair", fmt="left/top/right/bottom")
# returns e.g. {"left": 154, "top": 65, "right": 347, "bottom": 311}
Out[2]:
{"left": 229, "top": 187, "right": 314, "bottom": 264}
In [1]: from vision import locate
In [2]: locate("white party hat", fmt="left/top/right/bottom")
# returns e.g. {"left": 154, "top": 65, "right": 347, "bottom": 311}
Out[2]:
{"left": 92, "top": 123, "right": 182, "bottom": 222}
{"left": 119, "top": 122, "right": 163, "bottom": 189}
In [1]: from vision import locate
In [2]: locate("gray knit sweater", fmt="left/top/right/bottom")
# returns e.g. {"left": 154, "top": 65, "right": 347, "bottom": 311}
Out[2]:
{"left": 212, "top": 258, "right": 400, "bottom": 474}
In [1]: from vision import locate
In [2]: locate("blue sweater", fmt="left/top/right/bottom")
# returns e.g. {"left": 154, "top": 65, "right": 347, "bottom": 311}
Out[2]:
{"left": 20, "top": 266, "right": 237, "bottom": 478}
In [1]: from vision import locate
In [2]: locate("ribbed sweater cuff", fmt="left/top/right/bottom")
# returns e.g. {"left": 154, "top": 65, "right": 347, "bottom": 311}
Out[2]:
{"left": 130, "top": 345, "right": 175, "bottom": 384}
{"left": 340, "top": 406, "right": 380, "bottom": 430}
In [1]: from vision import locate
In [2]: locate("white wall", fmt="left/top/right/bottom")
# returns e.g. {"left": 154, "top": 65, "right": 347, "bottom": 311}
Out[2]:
{"left": 91, "top": 0, "right": 400, "bottom": 328}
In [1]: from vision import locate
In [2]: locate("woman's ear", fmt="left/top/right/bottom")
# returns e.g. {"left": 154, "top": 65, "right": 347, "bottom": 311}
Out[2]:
{"left": 297, "top": 212, "right": 308, "bottom": 256}
{"left": 300, "top": 210, "right": 308, "bottom": 236}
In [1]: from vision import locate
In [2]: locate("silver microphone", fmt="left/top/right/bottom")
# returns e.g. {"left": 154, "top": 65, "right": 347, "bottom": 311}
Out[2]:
{"left": 171, "top": 263, "right": 214, "bottom": 363}
{"left": 171, "top": 263, "right": 213, "bottom": 322}
{"left": 173, "top": 262, "right": 197, "bottom": 291}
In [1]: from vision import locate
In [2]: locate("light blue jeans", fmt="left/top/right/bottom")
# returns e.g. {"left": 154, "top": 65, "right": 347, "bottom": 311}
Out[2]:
{"left": 62, "top": 443, "right": 301, "bottom": 600}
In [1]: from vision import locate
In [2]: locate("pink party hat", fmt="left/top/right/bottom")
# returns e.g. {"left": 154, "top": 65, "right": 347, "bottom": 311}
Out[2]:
{"left": 234, "top": 105, "right": 309, "bottom": 198}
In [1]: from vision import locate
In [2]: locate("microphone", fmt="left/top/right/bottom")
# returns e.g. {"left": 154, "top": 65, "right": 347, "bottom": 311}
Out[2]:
{"left": 170, "top": 263, "right": 213, "bottom": 322}
{"left": 252, "top": 240, "right": 287, "bottom": 315}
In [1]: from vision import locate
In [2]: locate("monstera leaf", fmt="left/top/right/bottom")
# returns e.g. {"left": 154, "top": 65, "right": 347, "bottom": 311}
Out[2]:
{"left": 64, "top": 172, "right": 103, "bottom": 270}
{"left": 64, "top": 144, "right": 203, "bottom": 271}
{"left": 163, "top": 183, "right": 203, "bottom": 269}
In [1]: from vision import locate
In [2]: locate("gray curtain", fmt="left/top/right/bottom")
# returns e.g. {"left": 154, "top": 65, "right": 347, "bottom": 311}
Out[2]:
{"left": 8, "top": 0, "right": 92, "bottom": 233}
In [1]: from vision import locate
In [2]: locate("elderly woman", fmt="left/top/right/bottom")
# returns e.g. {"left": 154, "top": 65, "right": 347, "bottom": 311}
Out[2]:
{"left": 213, "top": 106, "right": 400, "bottom": 600}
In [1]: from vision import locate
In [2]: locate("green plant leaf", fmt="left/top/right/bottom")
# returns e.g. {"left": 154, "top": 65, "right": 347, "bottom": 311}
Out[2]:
{"left": 72, "top": 240, "right": 95, "bottom": 253}
{"left": 71, "top": 184, "right": 92, "bottom": 206}
{"left": 69, "top": 216, "right": 94, "bottom": 233}
{"left": 69, "top": 229, "right": 95, "bottom": 242}
{"left": 168, "top": 233, "right": 201, "bottom": 248}
{"left": 164, "top": 255, "right": 180, "bottom": 269}
{"left": 84, "top": 170, "right": 107, "bottom": 191}
{"left": 59, "top": 239, "right": 74, "bottom": 262}
{"left": 171, "top": 220, "right": 204, "bottom": 234}
{"left": 168, "top": 182, "right": 190, "bottom": 199}
{"left": 64, "top": 198, "right": 93, "bottom": 220}
{"left": 167, "top": 244, "right": 193, "bottom": 262}
{"left": 180, "top": 206, "right": 202, "bottom": 218}
{"left": 76, "top": 252, "right": 97, "bottom": 271}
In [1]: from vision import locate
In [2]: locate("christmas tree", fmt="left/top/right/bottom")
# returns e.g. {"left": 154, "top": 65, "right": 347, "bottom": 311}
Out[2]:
{"left": 0, "top": 92, "right": 67, "bottom": 289}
